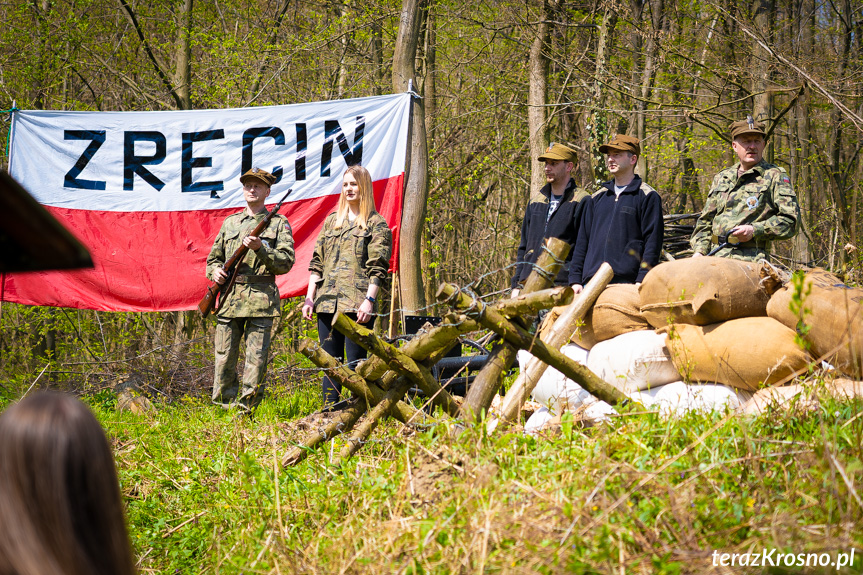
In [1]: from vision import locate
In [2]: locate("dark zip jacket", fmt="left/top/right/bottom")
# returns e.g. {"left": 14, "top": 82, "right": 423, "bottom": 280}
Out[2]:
{"left": 511, "top": 178, "right": 590, "bottom": 289}
{"left": 568, "top": 175, "right": 664, "bottom": 286}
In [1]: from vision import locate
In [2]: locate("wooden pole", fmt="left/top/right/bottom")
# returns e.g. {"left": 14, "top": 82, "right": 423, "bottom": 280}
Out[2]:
{"left": 497, "top": 263, "right": 614, "bottom": 426}
{"left": 298, "top": 340, "right": 420, "bottom": 424}
{"left": 332, "top": 313, "right": 462, "bottom": 417}
{"left": 388, "top": 271, "right": 400, "bottom": 340}
{"left": 281, "top": 399, "right": 367, "bottom": 466}
{"left": 437, "top": 281, "right": 626, "bottom": 406}
{"left": 494, "top": 286, "right": 574, "bottom": 317}
{"left": 455, "top": 237, "right": 571, "bottom": 422}
{"left": 358, "top": 315, "right": 475, "bottom": 382}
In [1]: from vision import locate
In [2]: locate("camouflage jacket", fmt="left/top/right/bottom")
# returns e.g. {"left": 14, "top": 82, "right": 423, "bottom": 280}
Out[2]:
{"left": 309, "top": 211, "right": 392, "bottom": 315}
{"left": 206, "top": 210, "right": 295, "bottom": 318}
{"left": 691, "top": 160, "right": 799, "bottom": 259}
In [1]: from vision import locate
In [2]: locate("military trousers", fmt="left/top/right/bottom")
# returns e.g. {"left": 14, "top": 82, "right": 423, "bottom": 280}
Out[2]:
{"left": 212, "top": 316, "right": 274, "bottom": 409}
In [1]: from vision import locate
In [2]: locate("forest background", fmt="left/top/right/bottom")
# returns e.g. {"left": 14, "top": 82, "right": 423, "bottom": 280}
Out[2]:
{"left": 1, "top": 0, "right": 862, "bottom": 376}
{"left": 1, "top": 0, "right": 863, "bottom": 572}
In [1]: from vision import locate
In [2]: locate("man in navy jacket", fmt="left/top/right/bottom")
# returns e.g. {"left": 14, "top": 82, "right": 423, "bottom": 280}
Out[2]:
{"left": 569, "top": 135, "right": 664, "bottom": 292}
{"left": 511, "top": 143, "right": 589, "bottom": 296}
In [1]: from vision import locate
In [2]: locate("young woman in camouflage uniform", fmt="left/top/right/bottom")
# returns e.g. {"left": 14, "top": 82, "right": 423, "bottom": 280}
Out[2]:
{"left": 302, "top": 165, "right": 392, "bottom": 409}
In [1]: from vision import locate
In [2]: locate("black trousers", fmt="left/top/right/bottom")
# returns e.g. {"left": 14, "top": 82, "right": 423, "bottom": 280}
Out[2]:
{"left": 317, "top": 312, "right": 369, "bottom": 406}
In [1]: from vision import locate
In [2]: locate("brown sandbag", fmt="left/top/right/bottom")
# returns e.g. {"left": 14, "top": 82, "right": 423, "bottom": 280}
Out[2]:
{"left": 767, "top": 268, "right": 863, "bottom": 378}
{"left": 566, "top": 284, "right": 651, "bottom": 349}
{"left": 661, "top": 317, "right": 812, "bottom": 391}
{"left": 541, "top": 304, "right": 597, "bottom": 349}
{"left": 639, "top": 257, "right": 783, "bottom": 328}
{"left": 585, "top": 284, "right": 652, "bottom": 343}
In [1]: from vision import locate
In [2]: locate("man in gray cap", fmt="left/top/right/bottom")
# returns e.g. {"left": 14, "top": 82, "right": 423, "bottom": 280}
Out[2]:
{"left": 206, "top": 168, "right": 295, "bottom": 411}
{"left": 691, "top": 117, "right": 799, "bottom": 260}
{"left": 511, "top": 142, "right": 589, "bottom": 297}
{"left": 569, "top": 134, "right": 664, "bottom": 292}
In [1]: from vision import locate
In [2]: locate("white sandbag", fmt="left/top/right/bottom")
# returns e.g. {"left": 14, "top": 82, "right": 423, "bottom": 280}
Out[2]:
{"left": 524, "top": 406, "right": 555, "bottom": 436}
{"left": 519, "top": 344, "right": 592, "bottom": 412}
{"left": 629, "top": 381, "right": 751, "bottom": 416}
{"left": 581, "top": 400, "right": 617, "bottom": 423}
{"left": 586, "top": 330, "right": 681, "bottom": 393}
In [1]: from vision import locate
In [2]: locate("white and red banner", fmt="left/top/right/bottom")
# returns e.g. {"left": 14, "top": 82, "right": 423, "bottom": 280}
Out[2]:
{"left": 4, "top": 93, "right": 411, "bottom": 311}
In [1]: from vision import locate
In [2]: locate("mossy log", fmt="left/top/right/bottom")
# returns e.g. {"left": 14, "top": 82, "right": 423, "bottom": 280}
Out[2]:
{"left": 451, "top": 237, "right": 571, "bottom": 422}
{"left": 493, "top": 286, "right": 574, "bottom": 317}
{"left": 437, "top": 281, "right": 627, "bottom": 406}
{"left": 336, "top": 378, "right": 414, "bottom": 464}
{"left": 332, "top": 313, "right": 461, "bottom": 417}
{"left": 282, "top": 399, "right": 367, "bottom": 466}
{"left": 497, "top": 263, "right": 614, "bottom": 426}
{"left": 298, "top": 340, "right": 419, "bottom": 424}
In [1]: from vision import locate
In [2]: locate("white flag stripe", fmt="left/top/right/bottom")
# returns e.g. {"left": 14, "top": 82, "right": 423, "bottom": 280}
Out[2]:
{"left": 9, "top": 93, "right": 410, "bottom": 212}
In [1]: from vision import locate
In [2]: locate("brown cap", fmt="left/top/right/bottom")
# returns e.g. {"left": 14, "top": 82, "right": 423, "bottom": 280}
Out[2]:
{"left": 599, "top": 134, "right": 640, "bottom": 156}
{"left": 730, "top": 116, "right": 767, "bottom": 140}
{"left": 538, "top": 142, "right": 577, "bottom": 163}
{"left": 240, "top": 167, "right": 276, "bottom": 187}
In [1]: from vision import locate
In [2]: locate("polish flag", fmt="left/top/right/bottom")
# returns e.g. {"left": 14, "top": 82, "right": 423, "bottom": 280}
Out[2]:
{"left": 3, "top": 94, "right": 411, "bottom": 312}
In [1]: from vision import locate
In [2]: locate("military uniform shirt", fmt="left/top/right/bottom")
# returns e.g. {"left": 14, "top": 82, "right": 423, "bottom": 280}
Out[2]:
{"left": 309, "top": 211, "right": 392, "bottom": 315}
{"left": 691, "top": 159, "right": 799, "bottom": 258}
{"left": 206, "top": 210, "right": 295, "bottom": 318}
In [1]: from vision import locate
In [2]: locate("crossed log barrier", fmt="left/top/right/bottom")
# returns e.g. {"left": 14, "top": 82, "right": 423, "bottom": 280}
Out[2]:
{"left": 285, "top": 238, "right": 626, "bottom": 466}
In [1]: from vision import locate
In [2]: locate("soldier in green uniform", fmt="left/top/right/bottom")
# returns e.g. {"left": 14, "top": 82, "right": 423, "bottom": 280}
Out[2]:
{"left": 206, "top": 168, "right": 295, "bottom": 410}
{"left": 302, "top": 164, "right": 392, "bottom": 409}
{"left": 691, "top": 117, "right": 799, "bottom": 261}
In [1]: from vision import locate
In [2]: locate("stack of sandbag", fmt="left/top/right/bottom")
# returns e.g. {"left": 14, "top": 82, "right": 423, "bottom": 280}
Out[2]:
{"left": 638, "top": 257, "right": 812, "bottom": 392}
{"left": 630, "top": 381, "right": 752, "bottom": 416}
{"left": 517, "top": 345, "right": 616, "bottom": 433}
{"left": 766, "top": 268, "right": 863, "bottom": 378}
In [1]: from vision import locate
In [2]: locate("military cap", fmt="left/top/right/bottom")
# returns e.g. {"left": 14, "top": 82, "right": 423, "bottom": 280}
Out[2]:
{"left": 599, "top": 134, "right": 641, "bottom": 156}
{"left": 730, "top": 116, "right": 767, "bottom": 140}
{"left": 538, "top": 142, "right": 577, "bottom": 163}
{"left": 240, "top": 167, "right": 276, "bottom": 187}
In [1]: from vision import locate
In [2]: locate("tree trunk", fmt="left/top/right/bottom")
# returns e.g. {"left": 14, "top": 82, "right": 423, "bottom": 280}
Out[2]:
{"left": 752, "top": 0, "right": 774, "bottom": 162}
{"left": 635, "top": 0, "right": 663, "bottom": 176}
{"left": 371, "top": 17, "right": 384, "bottom": 95}
{"left": 792, "top": 0, "right": 814, "bottom": 262}
{"left": 335, "top": 1, "right": 350, "bottom": 99}
{"left": 392, "top": 0, "right": 428, "bottom": 313}
{"left": 528, "top": 0, "right": 551, "bottom": 194}
{"left": 422, "top": 3, "right": 436, "bottom": 149}
{"left": 589, "top": 7, "right": 618, "bottom": 183}
{"left": 175, "top": 0, "right": 193, "bottom": 110}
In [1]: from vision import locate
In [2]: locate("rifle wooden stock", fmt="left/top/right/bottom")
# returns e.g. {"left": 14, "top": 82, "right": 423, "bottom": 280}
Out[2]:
{"left": 197, "top": 188, "right": 292, "bottom": 317}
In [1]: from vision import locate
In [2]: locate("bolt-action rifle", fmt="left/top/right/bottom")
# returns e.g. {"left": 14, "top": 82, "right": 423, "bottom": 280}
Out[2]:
{"left": 197, "top": 188, "right": 293, "bottom": 317}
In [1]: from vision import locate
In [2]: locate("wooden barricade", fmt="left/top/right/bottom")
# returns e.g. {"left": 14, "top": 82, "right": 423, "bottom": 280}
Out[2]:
{"left": 286, "top": 238, "right": 622, "bottom": 465}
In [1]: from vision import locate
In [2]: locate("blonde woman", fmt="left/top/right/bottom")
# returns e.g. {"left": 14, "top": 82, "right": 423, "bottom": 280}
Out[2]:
{"left": 302, "top": 165, "right": 392, "bottom": 408}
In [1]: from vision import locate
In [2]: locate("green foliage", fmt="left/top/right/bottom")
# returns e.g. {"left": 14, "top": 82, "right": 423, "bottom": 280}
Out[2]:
{"left": 789, "top": 270, "right": 813, "bottom": 351}
{"left": 4, "top": 382, "right": 857, "bottom": 573}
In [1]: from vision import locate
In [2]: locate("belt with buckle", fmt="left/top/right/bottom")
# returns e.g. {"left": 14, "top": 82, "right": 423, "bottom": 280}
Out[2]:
{"left": 710, "top": 234, "right": 763, "bottom": 249}
{"left": 234, "top": 274, "right": 275, "bottom": 284}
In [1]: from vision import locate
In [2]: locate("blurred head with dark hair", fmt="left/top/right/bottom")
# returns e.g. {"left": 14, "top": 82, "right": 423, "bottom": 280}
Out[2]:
{"left": 0, "top": 391, "right": 136, "bottom": 575}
